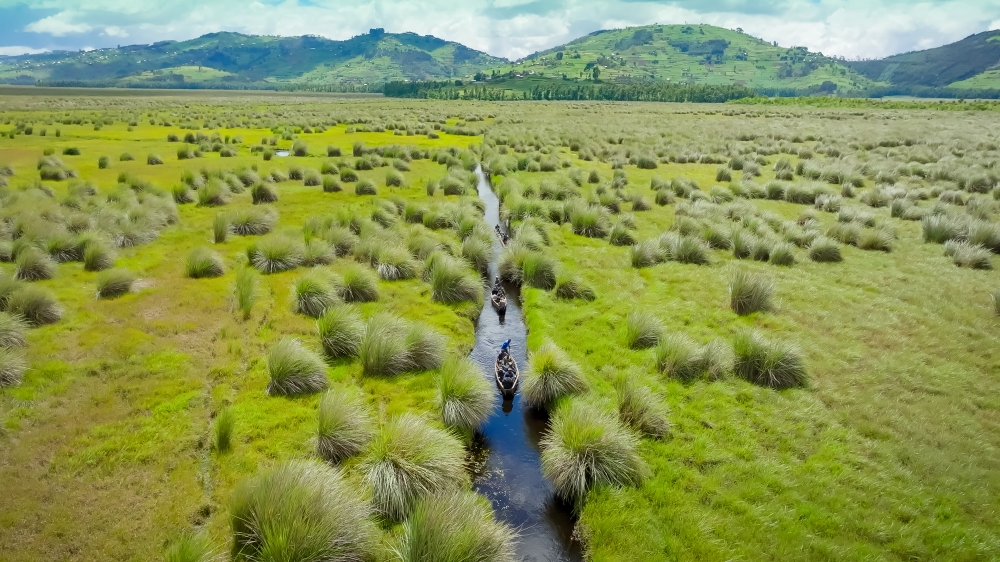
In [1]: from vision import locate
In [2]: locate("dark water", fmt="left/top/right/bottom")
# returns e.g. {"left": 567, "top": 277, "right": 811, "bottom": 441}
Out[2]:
{"left": 469, "top": 167, "right": 584, "bottom": 562}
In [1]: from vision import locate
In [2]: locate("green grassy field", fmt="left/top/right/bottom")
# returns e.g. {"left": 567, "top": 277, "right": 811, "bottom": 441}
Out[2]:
{"left": 1, "top": 93, "right": 999, "bottom": 561}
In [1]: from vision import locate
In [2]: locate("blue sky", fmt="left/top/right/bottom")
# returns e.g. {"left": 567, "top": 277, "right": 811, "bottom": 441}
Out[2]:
{"left": 0, "top": 0, "right": 998, "bottom": 60}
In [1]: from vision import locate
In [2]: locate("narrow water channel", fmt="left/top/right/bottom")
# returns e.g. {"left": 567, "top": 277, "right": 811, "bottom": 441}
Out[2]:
{"left": 469, "top": 166, "right": 584, "bottom": 562}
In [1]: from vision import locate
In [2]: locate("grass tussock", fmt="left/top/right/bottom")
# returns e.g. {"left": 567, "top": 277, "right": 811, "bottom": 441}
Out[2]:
{"left": 292, "top": 272, "right": 339, "bottom": 318}
{"left": 361, "top": 413, "right": 467, "bottom": 521}
{"left": 615, "top": 373, "right": 670, "bottom": 439}
{"left": 185, "top": 247, "right": 225, "bottom": 278}
{"left": 317, "top": 387, "right": 374, "bottom": 464}
{"left": 624, "top": 312, "right": 663, "bottom": 349}
{"left": 732, "top": 329, "right": 808, "bottom": 389}
{"left": 808, "top": 236, "right": 842, "bottom": 262}
{"left": 554, "top": 273, "right": 596, "bottom": 301}
{"left": 230, "top": 461, "right": 375, "bottom": 562}
{"left": 248, "top": 236, "right": 304, "bottom": 274}
{"left": 393, "top": 491, "right": 517, "bottom": 562}
{"left": 728, "top": 269, "right": 773, "bottom": 315}
{"left": 338, "top": 266, "right": 380, "bottom": 303}
{"left": 7, "top": 286, "right": 62, "bottom": 326}
{"left": 15, "top": 248, "right": 56, "bottom": 281}
{"left": 429, "top": 256, "right": 483, "bottom": 304}
{"left": 522, "top": 340, "right": 587, "bottom": 410}
{"left": 436, "top": 357, "right": 496, "bottom": 432}
{"left": 540, "top": 402, "right": 647, "bottom": 506}
{"left": 95, "top": 268, "right": 136, "bottom": 299}
{"left": 0, "top": 347, "right": 28, "bottom": 388}
{"left": 358, "top": 312, "right": 445, "bottom": 376}
{"left": 0, "top": 312, "right": 28, "bottom": 348}
{"left": 317, "top": 306, "right": 364, "bottom": 360}
{"left": 164, "top": 531, "right": 216, "bottom": 562}
{"left": 232, "top": 268, "right": 258, "bottom": 319}
{"left": 266, "top": 337, "right": 329, "bottom": 396}
{"left": 214, "top": 406, "right": 235, "bottom": 453}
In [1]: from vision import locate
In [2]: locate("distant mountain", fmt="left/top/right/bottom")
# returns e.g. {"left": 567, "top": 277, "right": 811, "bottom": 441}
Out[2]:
{"left": 843, "top": 30, "right": 1000, "bottom": 90}
{"left": 482, "top": 25, "right": 876, "bottom": 93}
{"left": 0, "top": 29, "right": 506, "bottom": 89}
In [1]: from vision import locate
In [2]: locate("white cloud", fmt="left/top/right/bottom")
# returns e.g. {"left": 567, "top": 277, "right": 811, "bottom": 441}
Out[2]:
{"left": 0, "top": 46, "right": 49, "bottom": 56}
{"left": 102, "top": 26, "right": 128, "bottom": 38}
{"left": 24, "top": 11, "right": 94, "bottom": 36}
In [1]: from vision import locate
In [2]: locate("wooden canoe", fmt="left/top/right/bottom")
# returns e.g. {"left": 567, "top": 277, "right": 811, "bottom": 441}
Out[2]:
{"left": 494, "top": 353, "right": 519, "bottom": 398}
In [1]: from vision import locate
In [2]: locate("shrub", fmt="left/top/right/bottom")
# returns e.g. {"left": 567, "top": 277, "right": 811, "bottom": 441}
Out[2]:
{"left": 540, "top": 402, "right": 646, "bottom": 506}
{"left": 214, "top": 406, "right": 235, "bottom": 453}
{"left": 361, "top": 414, "right": 467, "bottom": 521}
{"left": 429, "top": 256, "right": 483, "bottom": 304}
{"left": 436, "top": 357, "right": 495, "bottom": 432}
{"left": 522, "top": 341, "right": 587, "bottom": 410}
{"left": 729, "top": 269, "right": 773, "bottom": 315}
{"left": 338, "top": 266, "right": 380, "bottom": 303}
{"left": 317, "top": 388, "right": 374, "bottom": 463}
{"left": 266, "top": 338, "right": 328, "bottom": 396}
{"left": 317, "top": 306, "right": 364, "bottom": 359}
{"left": 808, "top": 236, "right": 842, "bottom": 262}
{"left": 185, "top": 247, "right": 225, "bottom": 278}
{"left": 232, "top": 268, "right": 258, "bottom": 319}
{"left": 95, "top": 268, "right": 136, "bottom": 299}
{"left": 15, "top": 249, "right": 56, "bottom": 281}
{"left": 625, "top": 312, "right": 662, "bottom": 349}
{"left": 248, "top": 236, "right": 305, "bottom": 274}
{"left": 292, "top": 272, "right": 339, "bottom": 318}
{"left": 147, "top": 154, "right": 163, "bottom": 165}
{"left": 230, "top": 461, "right": 375, "bottom": 562}
{"left": 231, "top": 207, "right": 276, "bottom": 236}
{"left": 394, "top": 491, "right": 516, "bottom": 562}
{"left": 250, "top": 182, "right": 279, "bottom": 204}
{"left": 7, "top": 286, "right": 62, "bottom": 326}
{"left": 615, "top": 375, "right": 670, "bottom": 439}
{"left": 554, "top": 273, "right": 596, "bottom": 301}
{"left": 944, "top": 241, "right": 994, "bottom": 270}
{"left": 0, "top": 312, "right": 28, "bottom": 349}
{"left": 0, "top": 347, "right": 27, "bottom": 388}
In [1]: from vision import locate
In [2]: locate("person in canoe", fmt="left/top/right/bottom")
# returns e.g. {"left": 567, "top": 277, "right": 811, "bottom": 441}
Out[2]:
{"left": 497, "top": 339, "right": 516, "bottom": 385}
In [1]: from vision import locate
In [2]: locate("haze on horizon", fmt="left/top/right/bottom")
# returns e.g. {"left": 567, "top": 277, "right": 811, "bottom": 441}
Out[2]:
{"left": 0, "top": 0, "right": 998, "bottom": 61}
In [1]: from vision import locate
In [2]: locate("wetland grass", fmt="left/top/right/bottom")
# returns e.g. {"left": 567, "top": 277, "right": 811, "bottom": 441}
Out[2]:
{"left": 522, "top": 340, "right": 587, "bottom": 410}
{"left": 435, "top": 357, "right": 495, "bottom": 432}
{"left": 316, "top": 387, "right": 374, "bottom": 464}
{"left": 393, "top": 491, "right": 517, "bottom": 562}
{"left": 266, "top": 338, "right": 328, "bottom": 396}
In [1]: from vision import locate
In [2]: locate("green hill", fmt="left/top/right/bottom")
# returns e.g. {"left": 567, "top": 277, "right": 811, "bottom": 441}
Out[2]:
{"left": 0, "top": 29, "right": 506, "bottom": 89}
{"left": 482, "top": 25, "right": 875, "bottom": 93}
{"left": 843, "top": 30, "right": 1000, "bottom": 90}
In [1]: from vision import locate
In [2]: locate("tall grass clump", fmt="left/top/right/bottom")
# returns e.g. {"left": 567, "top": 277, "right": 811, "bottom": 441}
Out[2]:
{"left": 0, "top": 347, "right": 27, "bottom": 388}
{"left": 728, "top": 269, "right": 773, "bottom": 315}
{"left": 266, "top": 338, "right": 329, "bottom": 396}
{"left": 358, "top": 312, "right": 410, "bottom": 377}
{"left": 922, "top": 215, "right": 965, "bottom": 244}
{"left": 732, "top": 329, "right": 808, "bottom": 389}
{"left": 361, "top": 414, "right": 467, "bottom": 521}
{"left": 214, "top": 406, "right": 235, "bottom": 453}
{"left": 0, "top": 312, "right": 28, "bottom": 348}
{"left": 14, "top": 248, "right": 56, "bottom": 281}
{"left": 375, "top": 247, "right": 419, "bottom": 281}
{"left": 808, "top": 236, "right": 842, "bottom": 262}
{"left": 95, "top": 268, "right": 136, "bottom": 299}
{"left": 624, "top": 312, "right": 662, "bottom": 349}
{"left": 436, "top": 357, "right": 495, "bottom": 432}
{"left": 614, "top": 374, "right": 670, "bottom": 439}
{"left": 185, "top": 247, "right": 225, "bottom": 278}
{"left": 317, "top": 306, "right": 363, "bottom": 359}
{"left": 338, "top": 266, "right": 380, "bottom": 302}
{"left": 213, "top": 213, "right": 230, "bottom": 244}
{"left": 429, "top": 256, "right": 483, "bottom": 304}
{"left": 164, "top": 531, "right": 215, "bottom": 562}
{"left": 944, "top": 241, "right": 994, "bottom": 270}
{"left": 7, "top": 286, "right": 62, "bottom": 326}
{"left": 232, "top": 268, "right": 258, "bottom": 319}
{"left": 231, "top": 207, "right": 276, "bottom": 236}
{"left": 521, "top": 252, "right": 558, "bottom": 290}
{"left": 230, "top": 461, "right": 375, "bottom": 562}
{"left": 460, "top": 236, "right": 491, "bottom": 275}
{"left": 991, "top": 288, "right": 1000, "bottom": 315}
{"left": 292, "top": 272, "right": 339, "bottom": 317}
{"left": 554, "top": 273, "right": 596, "bottom": 301}
{"left": 393, "top": 491, "right": 517, "bottom": 562}
{"left": 654, "top": 333, "right": 706, "bottom": 382}
{"left": 317, "top": 387, "right": 374, "bottom": 464}
{"left": 630, "top": 240, "right": 664, "bottom": 268}
{"left": 404, "top": 322, "right": 446, "bottom": 372}
{"left": 540, "top": 403, "right": 647, "bottom": 506}
{"left": 522, "top": 341, "right": 587, "bottom": 410}
{"left": 248, "top": 236, "right": 305, "bottom": 274}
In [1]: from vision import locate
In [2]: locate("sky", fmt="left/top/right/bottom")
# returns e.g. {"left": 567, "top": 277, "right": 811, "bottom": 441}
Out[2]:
{"left": 0, "top": 0, "right": 998, "bottom": 60}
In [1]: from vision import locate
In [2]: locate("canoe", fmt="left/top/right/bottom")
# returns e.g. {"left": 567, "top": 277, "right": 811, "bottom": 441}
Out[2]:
{"left": 491, "top": 291, "right": 507, "bottom": 315}
{"left": 494, "top": 352, "right": 519, "bottom": 398}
